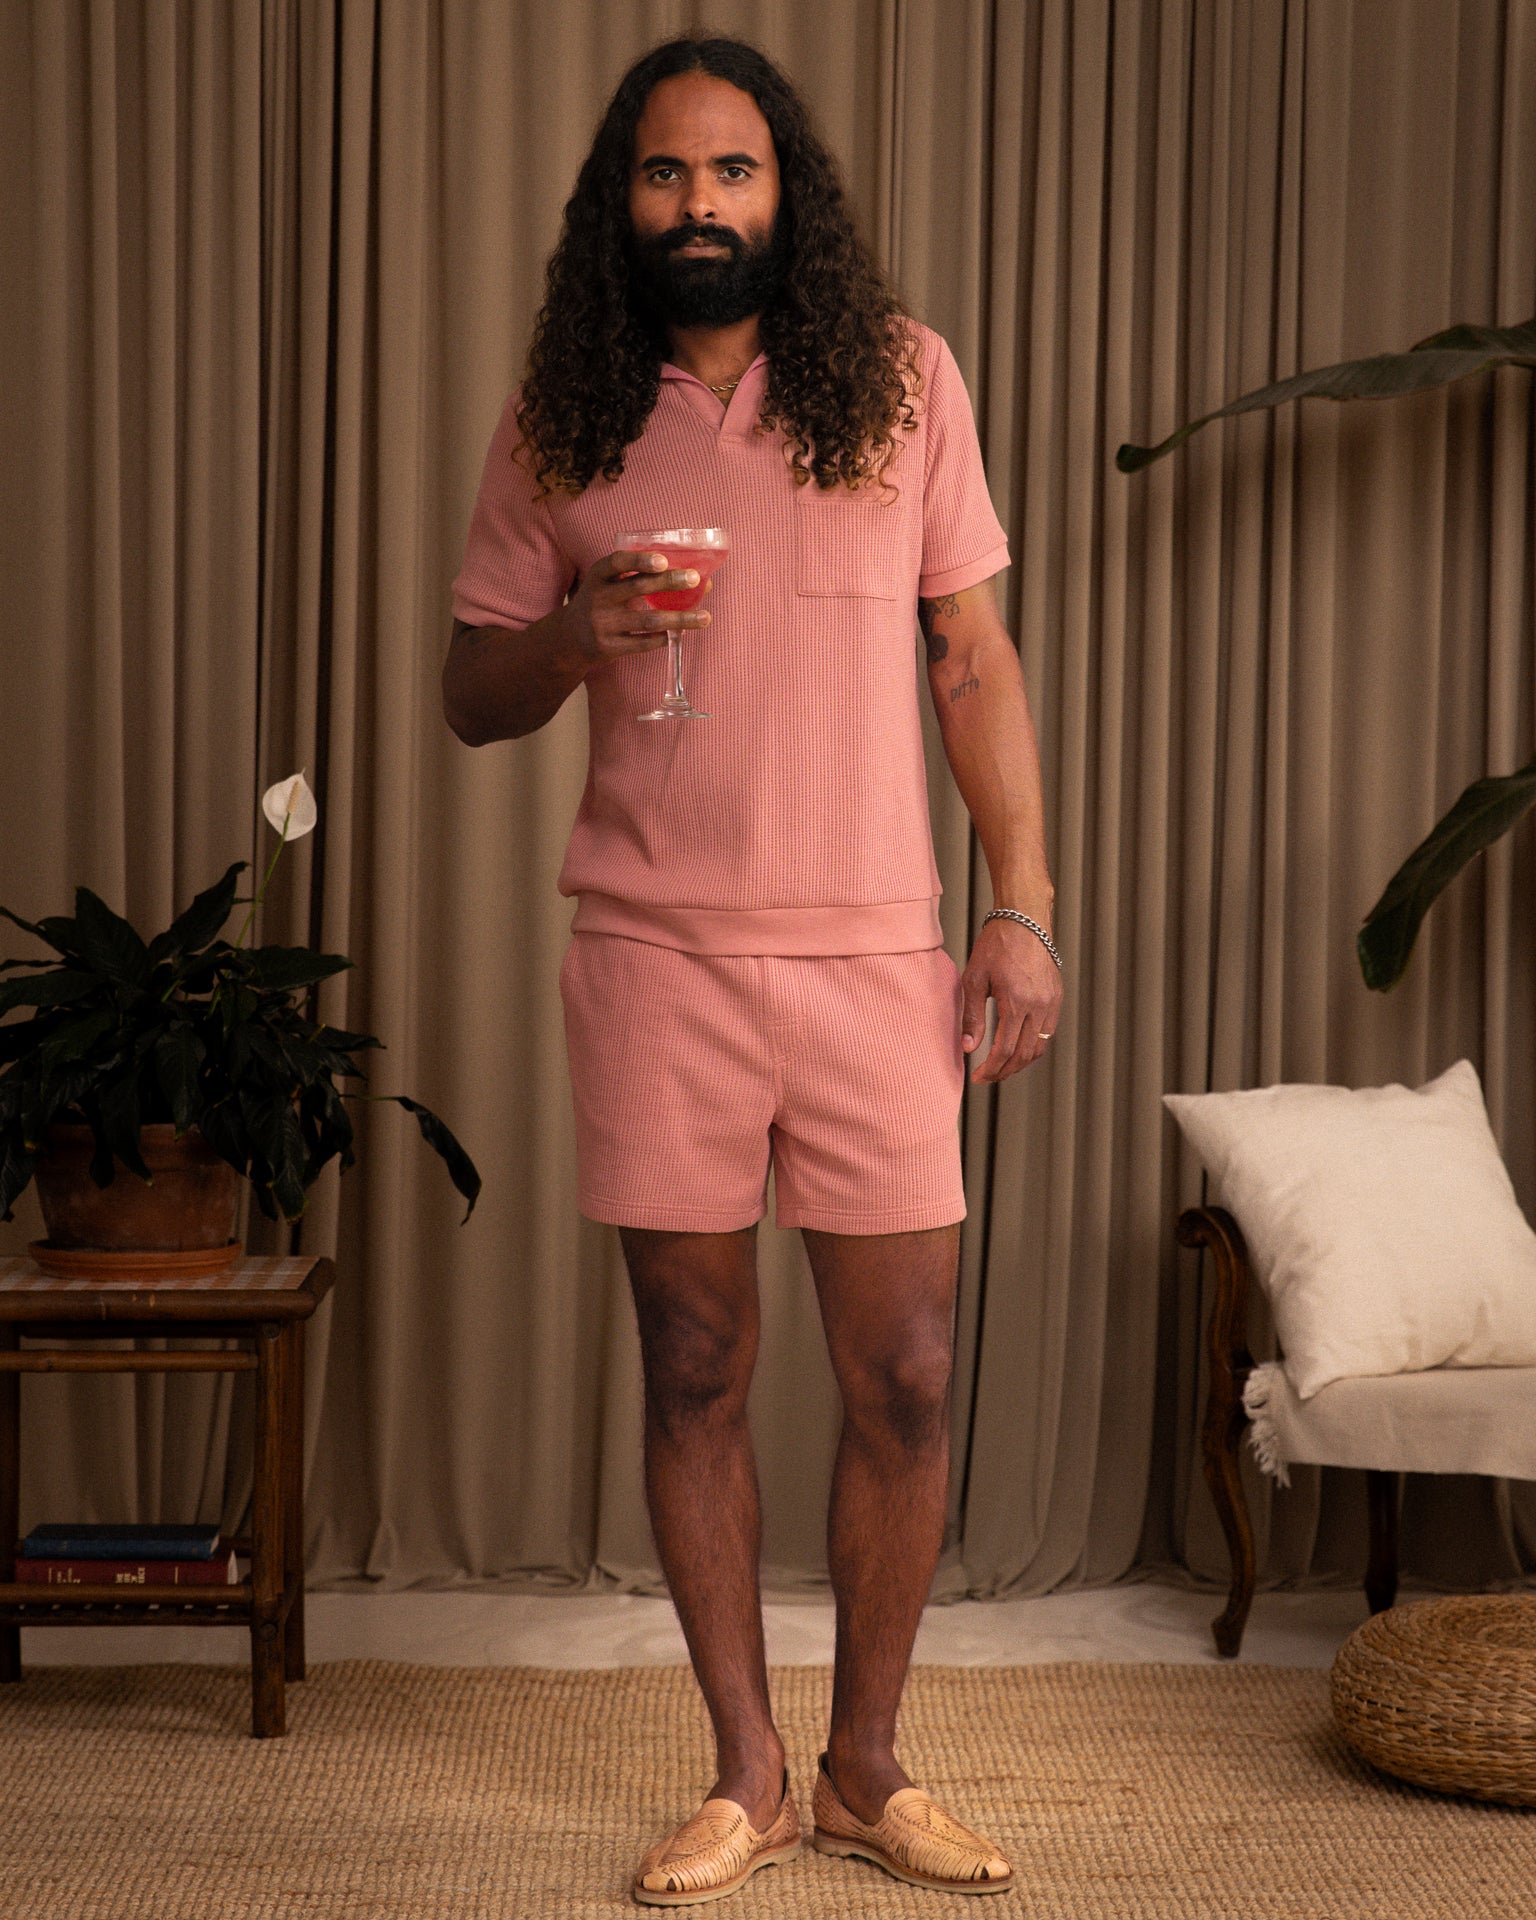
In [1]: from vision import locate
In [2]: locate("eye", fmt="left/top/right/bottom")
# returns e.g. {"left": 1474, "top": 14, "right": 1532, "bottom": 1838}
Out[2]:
{"left": 648, "top": 167, "right": 678, "bottom": 183}
{"left": 721, "top": 166, "right": 749, "bottom": 181}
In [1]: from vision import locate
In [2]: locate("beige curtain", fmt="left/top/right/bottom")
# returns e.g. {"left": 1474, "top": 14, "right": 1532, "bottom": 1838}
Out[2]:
{"left": 2, "top": 0, "right": 1532, "bottom": 1601}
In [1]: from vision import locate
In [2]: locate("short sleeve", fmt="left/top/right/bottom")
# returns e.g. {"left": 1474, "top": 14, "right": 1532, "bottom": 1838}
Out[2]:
{"left": 918, "top": 334, "right": 1010, "bottom": 598}
{"left": 450, "top": 389, "right": 577, "bottom": 630}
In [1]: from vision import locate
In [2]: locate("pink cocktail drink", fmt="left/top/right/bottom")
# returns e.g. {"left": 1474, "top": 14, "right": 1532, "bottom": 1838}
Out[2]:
{"left": 616, "top": 526, "right": 729, "bottom": 720}
{"left": 642, "top": 546, "right": 724, "bottom": 612}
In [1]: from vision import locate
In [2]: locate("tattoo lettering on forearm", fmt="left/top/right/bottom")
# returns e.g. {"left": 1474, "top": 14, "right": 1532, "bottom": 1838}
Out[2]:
{"left": 917, "top": 594, "right": 957, "bottom": 664}
{"left": 948, "top": 674, "right": 981, "bottom": 703}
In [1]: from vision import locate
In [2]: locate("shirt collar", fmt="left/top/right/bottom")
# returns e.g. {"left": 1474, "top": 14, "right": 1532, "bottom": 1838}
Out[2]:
{"left": 660, "top": 352, "right": 768, "bottom": 387}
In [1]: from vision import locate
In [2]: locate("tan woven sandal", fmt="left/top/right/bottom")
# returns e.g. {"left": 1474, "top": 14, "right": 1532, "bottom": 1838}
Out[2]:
{"left": 632, "top": 1764, "right": 801, "bottom": 1906}
{"left": 811, "top": 1750, "right": 1013, "bottom": 1895}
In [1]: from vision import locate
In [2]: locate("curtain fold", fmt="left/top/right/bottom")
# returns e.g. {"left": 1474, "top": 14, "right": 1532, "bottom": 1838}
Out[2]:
{"left": 2, "top": 0, "right": 1532, "bottom": 1600}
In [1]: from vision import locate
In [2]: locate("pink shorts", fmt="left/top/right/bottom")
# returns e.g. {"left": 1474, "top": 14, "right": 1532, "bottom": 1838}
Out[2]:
{"left": 558, "top": 933, "right": 967, "bottom": 1234}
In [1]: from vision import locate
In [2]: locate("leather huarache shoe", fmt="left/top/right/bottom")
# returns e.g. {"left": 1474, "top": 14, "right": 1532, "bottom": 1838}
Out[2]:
{"left": 811, "top": 1750, "right": 1013, "bottom": 1894}
{"left": 632, "top": 1764, "right": 801, "bottom": 1906}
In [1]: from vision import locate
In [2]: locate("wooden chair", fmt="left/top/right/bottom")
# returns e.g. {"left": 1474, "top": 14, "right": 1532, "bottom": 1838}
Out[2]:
{"left": 1167, "top": 1205, "right": 1536, "bottom": 1658}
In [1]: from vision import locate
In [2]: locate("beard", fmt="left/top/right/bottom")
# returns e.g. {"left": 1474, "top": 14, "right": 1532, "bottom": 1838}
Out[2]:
{"left": 627, "top": 214, "right": 790, "bottom": 329}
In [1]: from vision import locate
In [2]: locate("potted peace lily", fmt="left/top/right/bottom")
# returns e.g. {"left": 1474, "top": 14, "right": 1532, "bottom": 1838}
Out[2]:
{"left": 0, "top": 774, "right": 479, "bottom": 1274}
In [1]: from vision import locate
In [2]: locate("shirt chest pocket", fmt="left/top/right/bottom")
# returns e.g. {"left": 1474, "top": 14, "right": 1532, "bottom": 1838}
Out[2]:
{"left": 794, "top": 481, "right": 909, "bottom": 600}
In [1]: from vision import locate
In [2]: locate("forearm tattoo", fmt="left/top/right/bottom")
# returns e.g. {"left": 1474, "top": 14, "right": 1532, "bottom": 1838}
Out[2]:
{"left": 917, "top": 593, "right": 958, "bottom": 664}
{"left": 948, "top": 674, "right": 981, "bottom": 702}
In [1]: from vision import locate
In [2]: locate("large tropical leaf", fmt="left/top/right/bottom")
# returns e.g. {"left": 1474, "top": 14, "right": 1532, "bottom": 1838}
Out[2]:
{"left": 146, "top": 861, "right": 246, "bottom": 965}
{"left": 72, "top": 887, "right": 152, "bottom": 986}
{"left": 154, "top": 1024, "right": 206, "bottom": 1132}
{"left": 0, "top": 968, "right": 99, "bottom": 1017}
{"left": 95, "top": 1075, "right": 150, "bottom": 1183}
{"left": 391, "top": 1095, "right": 481, "bottom": 1221}
{"left": 0, "top": 1128, "right": 35, "bottom": 1220}
{"left": 196, "top": 1097, "right": 249, "bottom": 1178}
{"left": 1358, "top": 754, "right": 1536, "bottom": 991}
{"left": 0, "top": 906, "right": 47, "bottom": 943}
{"left": 1117, "top": 317, "right": 1536, "bottom": 471}
{"left": 37, "top": 1006, "right": 118, "bottom": 1069}
{"left": 244, "top": 946, "right": 353, "bottom": 992}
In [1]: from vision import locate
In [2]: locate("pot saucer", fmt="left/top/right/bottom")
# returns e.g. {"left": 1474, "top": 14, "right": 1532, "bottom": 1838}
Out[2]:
{"left": 27, "top": 1240, "right": 244, "bottom": 1283}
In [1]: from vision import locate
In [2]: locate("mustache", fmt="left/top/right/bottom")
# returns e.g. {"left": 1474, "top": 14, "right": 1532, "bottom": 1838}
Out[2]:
{"left": 660, "top": 222, "right": 744, "bottom": 256}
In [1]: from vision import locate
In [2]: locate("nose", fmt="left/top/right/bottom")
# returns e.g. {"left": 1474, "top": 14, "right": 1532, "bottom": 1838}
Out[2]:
{"left": 680, "top": 176, "right": 720, "bottom": 227}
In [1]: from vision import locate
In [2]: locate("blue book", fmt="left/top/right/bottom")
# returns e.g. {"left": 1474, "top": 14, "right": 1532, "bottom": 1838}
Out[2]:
{"left": 21, "top": 1523, "right": 223, "bottom": 1561}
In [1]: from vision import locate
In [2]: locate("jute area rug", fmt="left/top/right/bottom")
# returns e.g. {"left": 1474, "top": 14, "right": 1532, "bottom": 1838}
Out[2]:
{"left": 3, "top": 1659, "right": 1532, "bottom": 1918}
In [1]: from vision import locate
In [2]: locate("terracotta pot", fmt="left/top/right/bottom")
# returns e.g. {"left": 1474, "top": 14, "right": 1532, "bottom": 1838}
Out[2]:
{"left": 34, "top": 1123, "right": 239, "bottom": 1252}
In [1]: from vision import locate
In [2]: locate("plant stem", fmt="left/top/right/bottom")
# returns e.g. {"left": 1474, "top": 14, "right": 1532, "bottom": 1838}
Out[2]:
{"left": 207, "top": 819, "right": 292, "bottom": 1020}
{"left": 231, "top": 823, "right": 291, "bottom": 951}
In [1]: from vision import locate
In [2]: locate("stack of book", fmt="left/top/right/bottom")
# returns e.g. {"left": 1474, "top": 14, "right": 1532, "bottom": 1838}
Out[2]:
{"left": 15, "top": 1522, "right": 240, "bottom": 1587}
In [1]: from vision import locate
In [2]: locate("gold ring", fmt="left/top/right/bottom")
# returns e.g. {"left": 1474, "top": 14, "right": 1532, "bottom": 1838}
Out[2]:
{"left": 1039, "top": 1031, "right": 1054, "bottom": 1039}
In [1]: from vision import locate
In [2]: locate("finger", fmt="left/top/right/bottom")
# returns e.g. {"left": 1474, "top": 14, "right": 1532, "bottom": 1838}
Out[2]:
{"left": 622, "top": 568, "right": 702, "bottom": 609}
{"left": 973, "top": 1006, "right": 1024, "bottom": 1082}
{"left": 615, "top": 609, "right": 711, "bottom": 636}
{"left": 959, "top": 975, "right": 989, "bottom": 1055}
{"left": 1002, "top": 1023, "right": 1047, "bottom": 1078}
{"left": 605, "top": 548, "right": 668, "bottom": 581}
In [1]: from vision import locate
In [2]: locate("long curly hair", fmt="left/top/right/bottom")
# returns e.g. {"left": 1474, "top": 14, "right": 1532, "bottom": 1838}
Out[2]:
{"left": 514, "top": 33, "right": 922, "bottom": 496}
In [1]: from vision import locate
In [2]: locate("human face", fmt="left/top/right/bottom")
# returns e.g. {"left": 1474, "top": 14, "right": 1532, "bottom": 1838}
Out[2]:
{"left": 628, "top": 72, "right": 785, "bottom": 330}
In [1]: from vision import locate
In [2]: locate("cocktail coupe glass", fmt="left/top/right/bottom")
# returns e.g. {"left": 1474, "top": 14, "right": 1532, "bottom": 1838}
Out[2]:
{"left": 618, "top": 527, "right": 729, "bottom": 720}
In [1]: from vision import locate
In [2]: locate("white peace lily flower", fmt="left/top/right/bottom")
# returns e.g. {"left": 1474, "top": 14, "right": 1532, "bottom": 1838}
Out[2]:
{"left": 261, "top": 771, "right": 318, "bottom": 841}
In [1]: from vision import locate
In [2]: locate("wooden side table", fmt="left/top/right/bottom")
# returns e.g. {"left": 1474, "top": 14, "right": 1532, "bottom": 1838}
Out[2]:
{"left": 0, "top": 1252, "right": 334, "bottom": 1737}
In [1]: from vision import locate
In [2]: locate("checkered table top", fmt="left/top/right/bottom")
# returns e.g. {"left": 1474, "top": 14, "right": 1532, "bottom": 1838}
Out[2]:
{"left": 0, "top": 1255, "right": 321, "bottom": 1293}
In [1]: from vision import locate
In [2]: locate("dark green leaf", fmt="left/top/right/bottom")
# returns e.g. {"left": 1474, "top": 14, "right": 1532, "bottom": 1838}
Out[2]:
{"left": 1117, "top": 317, "right": 1536, "bottom": 471}
{"left": 146, "top": 861, "right": 246, "bottom": 965}
{"left": 0, "top": 1020, "right": 46, "bottom": 1065}
{"left": 239, "top": 1089, "right": 308, "bottom": 1221}
{"left": 37, "top": 1006, "right": 118, "bottom": 1067}
{"left": 1358, "top": 754, "right": 1536, "bottom": 990}
{"left": 0, "top": 906, "right": 48, "bottom": 944}
{"left": 0, "top": 968, "right": 99, "bottom": 1017}
{"left": 179, "top": 941, "right": 239, "bottom": 993}
{"left": 96, "top": 1076, "right": 150, "bottom": 1183}
{"left": 391, "top": 1095, "right": 481, "bottom": 1222}
{"left": 72, "top": 888, "right": 151, "bottom": 986}
{"left": 78, "top": 1106, "right": 116, "bottom": 1188}
{"left": 0, "top": 1127, "right": 35, "bottom": 1219}
{"left": 299, "top": 1082, "right": 354, "bottom": 1180}
{"left": 245, "top": 947, "right": 353, "bottom": 992}
{"left": 197, "top": 1099, "right": 249, "bottom": 1177}
{"left": 36, "top": 915, "right": 82, "bottom": 954}
{"left": 40, "top": 1060, "right": 109, "bottom": 1129}
{"left": 154, "top": 1025, "right": 205, "bottom": 1131}
{"left": 239, "top": 1088, "right": 288, "bottom": 1186}
{"left": 314, "top": 1026, "right": 383, "bottom": 1052}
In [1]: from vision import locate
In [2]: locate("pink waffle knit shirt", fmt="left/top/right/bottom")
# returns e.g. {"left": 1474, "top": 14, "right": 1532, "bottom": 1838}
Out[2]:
{"left": 450, "top": 319, "right": 1009, "bottom": 955}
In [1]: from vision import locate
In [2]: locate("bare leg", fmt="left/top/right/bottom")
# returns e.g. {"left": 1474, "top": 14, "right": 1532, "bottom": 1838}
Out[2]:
{"left": 801, "top": 1222, "right": 961, "bottom": 1825}
{"left": 619, "top": 1224, "right": 786, "bottom": 1832}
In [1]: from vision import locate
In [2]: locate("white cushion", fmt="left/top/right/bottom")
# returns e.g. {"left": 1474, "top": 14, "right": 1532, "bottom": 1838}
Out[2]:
{"left": 1164, "top": 1061, "right": 1536, "bottom": 1399}
{"left": 1241, "top": 1360, "right": 1536, "bottom": 1486}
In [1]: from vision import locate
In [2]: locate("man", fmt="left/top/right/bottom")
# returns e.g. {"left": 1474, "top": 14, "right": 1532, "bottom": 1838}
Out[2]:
{"left": 444, "top": 32, "right": 1062, "bottom": 1907}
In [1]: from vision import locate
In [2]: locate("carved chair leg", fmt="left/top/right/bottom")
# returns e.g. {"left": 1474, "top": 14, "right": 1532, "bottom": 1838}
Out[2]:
{"left": 1202, "top": 1410, "right": 1256, "bottom": 1657}
{"left": 1365, "top": 1469, "right": 1401, "bottom": 1614}
{"left": 1179, "top": 1207, "right": 1258, "bottom": 1658}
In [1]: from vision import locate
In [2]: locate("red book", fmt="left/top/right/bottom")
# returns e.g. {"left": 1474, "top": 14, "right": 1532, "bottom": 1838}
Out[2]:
{"left": 15, "top": 1547, "right": 240, "bottom": 1586}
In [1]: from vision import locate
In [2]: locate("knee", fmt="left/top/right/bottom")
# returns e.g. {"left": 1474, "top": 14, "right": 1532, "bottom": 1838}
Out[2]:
{"left": 842, "top": 1343, "right": 953, "bottom": 1453}
{"left": 639, "top": 1305, "right": 753, "bottom": 1432}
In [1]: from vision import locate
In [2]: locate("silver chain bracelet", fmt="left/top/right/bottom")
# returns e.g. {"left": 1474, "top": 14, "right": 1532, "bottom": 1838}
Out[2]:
{"left": 982, "top": 907, "right": 1063, "bottom": 971}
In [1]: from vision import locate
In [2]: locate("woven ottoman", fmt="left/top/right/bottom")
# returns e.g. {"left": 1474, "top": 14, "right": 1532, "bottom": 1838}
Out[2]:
{"left": 1331, "top": 1595, "right": 1536, "bottom": 1806}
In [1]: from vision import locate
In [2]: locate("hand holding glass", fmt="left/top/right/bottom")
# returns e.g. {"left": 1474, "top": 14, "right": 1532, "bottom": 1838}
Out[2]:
{"left": 616, "top": 527, "right": 728, "bottom": 720}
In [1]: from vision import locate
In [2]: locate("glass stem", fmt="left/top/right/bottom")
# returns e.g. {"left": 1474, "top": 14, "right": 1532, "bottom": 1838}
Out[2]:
{"left": 668, "top": 627, "right": 685, "bottom": 704}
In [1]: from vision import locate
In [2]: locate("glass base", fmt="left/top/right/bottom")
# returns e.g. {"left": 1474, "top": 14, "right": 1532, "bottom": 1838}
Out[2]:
{"left": 637, "top": 698, "right": 710, "bottom": 719}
